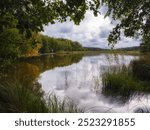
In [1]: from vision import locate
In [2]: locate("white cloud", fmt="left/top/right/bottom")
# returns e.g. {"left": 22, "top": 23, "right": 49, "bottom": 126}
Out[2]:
{"left": 43, "top": 10, "right": 140, "bottom": 48}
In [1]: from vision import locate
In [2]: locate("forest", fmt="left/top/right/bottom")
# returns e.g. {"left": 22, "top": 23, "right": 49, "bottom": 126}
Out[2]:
{"left": 0, "top": 30, "right": 84, "bottom": 59}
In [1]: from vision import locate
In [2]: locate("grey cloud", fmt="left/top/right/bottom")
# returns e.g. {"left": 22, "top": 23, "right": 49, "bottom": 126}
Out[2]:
{"left": 90, "top": 38, "right": 98, "bottom": 43}
{"left": 99, "top": 29, "right": 110, "bottom": 38}
{"left": 43, "top": 10, "right": 140, "bottom": 49}
{"left": 83, "top": 39, "right": 109, "bottom": 49}
{"left": 60, "top": 27, "right": 73, "bottom": 33}
{"left": 115, "top": 37, "right": 140, "bottom": 48}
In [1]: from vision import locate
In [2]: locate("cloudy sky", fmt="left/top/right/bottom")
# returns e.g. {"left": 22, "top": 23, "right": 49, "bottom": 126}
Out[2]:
{"left": 43, "top": 9, "right": 140, "bottom": 49}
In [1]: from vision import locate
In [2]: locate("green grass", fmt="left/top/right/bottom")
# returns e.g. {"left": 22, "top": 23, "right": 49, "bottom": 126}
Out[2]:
{"left": 102, "top": 65, "right": 150, "bottom": 98}
{"left": 111, "top": 50, "right": 140, "bottom": 56}
{"left": 46, "top": 94, "right": 83, "bottom": 113}
{"left": 0, "top": 82, "right": 83, "bottom": 113}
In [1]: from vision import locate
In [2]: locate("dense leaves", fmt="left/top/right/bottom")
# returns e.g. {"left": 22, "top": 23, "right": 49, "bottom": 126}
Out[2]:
{"left": 0, "top": 0, "right": 100, "bottom": 35}
{"left": 140, "top": 36, "right": 150, "bottom": 53}
{"left": 0, "top": 29, "right": 42, "bottom": 58}
{"left": 0, "top": 28, "right": 22, "bottom": 58}
{"left": 101, "top": 0, "right": 150, "bottom": 49}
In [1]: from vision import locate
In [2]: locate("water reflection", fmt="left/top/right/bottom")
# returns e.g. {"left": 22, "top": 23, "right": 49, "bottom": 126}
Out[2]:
{"left": 38, "top": 54, "right": 150, "bottom": 112}
{"left": 0, "top": 54, "right": 84, "bottom": 87}
{"left": 1, "top": 53, "right": 150, "bottom": 112}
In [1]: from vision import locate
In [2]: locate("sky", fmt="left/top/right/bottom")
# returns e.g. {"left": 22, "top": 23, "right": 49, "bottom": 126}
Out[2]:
{"left": 43, "top": 9, "right": 140, "bottom": 49}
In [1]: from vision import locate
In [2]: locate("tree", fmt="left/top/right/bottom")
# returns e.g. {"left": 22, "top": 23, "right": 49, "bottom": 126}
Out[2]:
{"left": 0, "top": 12, "right": 22, "bottom": 58}
{"left": 39, "top": 35, "right": 84, "bottom": 53}
{"left": 20, "top": 32, "right": 42, "bottom": 57}
{"left": 40, "top": 35, "right": 50, "bottom": 53}
{"left": 101, "top": 0, "right": 150, "bottom": 49}
{"left": 0, "top": 0, "right": 100, "bottom": 36}
{"left": 0, "top": 28, "right": 22, "bottom": 58}
{"left": 140, "top": 36, "right": 150, "bottom": 53}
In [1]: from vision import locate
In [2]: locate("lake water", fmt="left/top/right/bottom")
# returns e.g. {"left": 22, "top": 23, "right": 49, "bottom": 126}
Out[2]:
{"left": 1, "top": 53, "right": 150, "bottom": 112}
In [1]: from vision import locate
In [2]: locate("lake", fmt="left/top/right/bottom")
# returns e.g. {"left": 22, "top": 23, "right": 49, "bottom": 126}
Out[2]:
{"left": 1, "top": 53, "right": 150, "bottom": 112}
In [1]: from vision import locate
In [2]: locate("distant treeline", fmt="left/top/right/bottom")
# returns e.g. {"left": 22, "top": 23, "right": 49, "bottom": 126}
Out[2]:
{"left": 115, "top": 46, "right": 140, "bottom": 51}
{"left": 84, "top": 46, "right": 141, "bottom": 52}
{"left": 40, "top": 35, "right": 84, "bottom": 53}
{"left": 84, "top": 47, "right": 109, "bottom": 51}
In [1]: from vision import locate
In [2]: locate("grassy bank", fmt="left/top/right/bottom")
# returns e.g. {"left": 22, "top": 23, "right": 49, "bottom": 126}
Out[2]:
{"left": 111, "top": 50, "right": 140, "bottom": 55}
{"left": 0, "top": 82, "right": 83, "bottom": 113}
{"left": 102, "top": 66, "right": 145, "bottom": 96}
{"left": 102, "top": 62, "right": 150, "bottom": 100}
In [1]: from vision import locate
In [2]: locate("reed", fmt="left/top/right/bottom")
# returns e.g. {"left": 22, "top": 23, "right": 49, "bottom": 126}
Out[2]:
{"left": 0, "top": 82, "right": 83, "bottom": 113}
{"left": 102, "top": 65, "right": 148, "bottom": 97}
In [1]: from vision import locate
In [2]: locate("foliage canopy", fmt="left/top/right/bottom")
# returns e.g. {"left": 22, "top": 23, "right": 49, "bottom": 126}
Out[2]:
{"left": 0, "top": 0, "right": 100, "bottom": 36}
{"left": 101, "top": 0, "right": 150, "bottom": 48}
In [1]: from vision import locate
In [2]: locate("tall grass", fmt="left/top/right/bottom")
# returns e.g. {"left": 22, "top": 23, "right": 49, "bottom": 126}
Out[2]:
{"left": 0, "top": 82, "right": 83, "bottom": 113}
{"left": 46, "top": 94, "right": 83, "bottom": 113}
{"left": 0, "top": 82, "right": 47, "bottom": 112}
{"left": 102, "top": 65, "right": 150, "bottom": 98}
